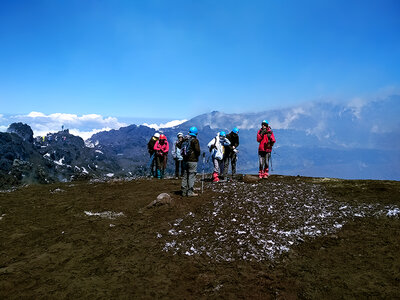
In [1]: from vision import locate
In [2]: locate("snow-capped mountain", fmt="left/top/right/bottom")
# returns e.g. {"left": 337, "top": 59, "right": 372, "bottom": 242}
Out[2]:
{"left": 176, "top": 95, "right": 400, "bottom": 150}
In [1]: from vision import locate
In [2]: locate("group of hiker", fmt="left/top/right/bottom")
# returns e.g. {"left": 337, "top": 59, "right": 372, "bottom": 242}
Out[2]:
{"left": 147, "top": 120, "right": 276, "bottom": 196}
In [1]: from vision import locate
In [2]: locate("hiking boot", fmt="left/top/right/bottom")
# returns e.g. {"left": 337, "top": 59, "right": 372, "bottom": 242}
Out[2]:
{"left": 259, "top": 170, "right": 263, "bottom": 178}
{"left": 263, "top": 168, "right": 269, "bottom": 178}
{"left": 212, "top": 172, "right": 220, "bottom": 182}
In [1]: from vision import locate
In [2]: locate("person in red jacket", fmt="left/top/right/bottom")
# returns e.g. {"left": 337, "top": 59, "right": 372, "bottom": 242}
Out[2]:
{"left": 257, "top": 120, "right": 276, "bottom": 178}
{"left": 154, "top": 134, "right": 169, "bottom": 179}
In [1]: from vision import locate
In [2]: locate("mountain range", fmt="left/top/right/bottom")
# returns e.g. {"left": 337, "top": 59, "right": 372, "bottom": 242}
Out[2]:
{"left": 1, "top": 96, "right": 399, "bottom": 188}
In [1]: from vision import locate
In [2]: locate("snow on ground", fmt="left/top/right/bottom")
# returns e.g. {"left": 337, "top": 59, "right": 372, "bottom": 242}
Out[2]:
{"left": 162, "top": 180, "right": 399, "bottom": 262}
{"left": 84, "top": 211, "right": 125, "bottom": 219}
{"left": 54, "top": 157, "right": 65, "bottom": 166}
{"left": 387, "top": 208, "right": 400, "bottom": 217}
{"left": 0, "top": 188, "right": 17, "bottom": 193}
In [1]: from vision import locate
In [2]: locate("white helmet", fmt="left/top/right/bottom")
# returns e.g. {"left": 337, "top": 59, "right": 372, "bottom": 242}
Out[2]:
{"left": 154, "top": 132, "right": 160, "bottom": 138}
{"left": 177, "top": 132, "right": 183, "bottom": 138}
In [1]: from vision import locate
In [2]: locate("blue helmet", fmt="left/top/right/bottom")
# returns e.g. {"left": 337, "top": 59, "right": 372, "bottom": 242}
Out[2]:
{"left": 219, "top": 131, "right": 226, "bottom": 137}
{"left": 232, "top": 127, "right": 239, "bottom": 134}
{"left": 189, "top": 126, "right": 198, "bottom": 136}
{"left": 262, "top": 120, "right": 269, "bottom": 126}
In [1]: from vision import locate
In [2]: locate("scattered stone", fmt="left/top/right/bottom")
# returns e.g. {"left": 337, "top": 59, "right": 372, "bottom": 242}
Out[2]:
{"left": 50, "top": 188, "right": 65, "bottom": 193}
{"left": 242, "top": 174, "right": 260, "bottom": 184}
{"left": 147, "top": 193, "right": 174, "bottom": 208}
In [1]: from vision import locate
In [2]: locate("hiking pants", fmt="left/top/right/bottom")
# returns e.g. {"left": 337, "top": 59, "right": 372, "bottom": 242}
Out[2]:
{"left": 181, "top": 161, "right": 197, "bottom": 196}
{"left": 149, "top": 152, "right": 156, "bottom": 176}
{"left": 174, "top": 159, "right": 184, "bottom": 177}
{"left": 212, "top": 158, "right": 224, "bottom": 175}
{"left": 259, "top": 152, "right": 271, "bottom": 171}
{"left": 223, "top": 152, "right": 237, "bottom": 177}
{"left": 155, "top": 155, "right": 167, "bottom": 178}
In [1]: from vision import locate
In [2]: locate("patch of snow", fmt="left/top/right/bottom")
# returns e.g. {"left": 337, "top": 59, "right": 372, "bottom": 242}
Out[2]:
{"left": 106, "top": 173, "right": 114, "bottom": 177}
{"left": 387, "top": 208, "right": 400, "bottom": 217}
{"left": 0, "top": 188, "right": 17, "bottom": 193}
{"left": 95, "top": 150, "right": 103, "bottom": 154}
{"left": 84, "top": 211, "right": 124, "bottom": 219}
{"left": 85, "top": 140, "right": 95, "bottom": 148}
{"left": 162, "top": 180, "right": 400, "bottom": 262}
{"left": 54, "top": 157, "right": 65, "bottom": 166}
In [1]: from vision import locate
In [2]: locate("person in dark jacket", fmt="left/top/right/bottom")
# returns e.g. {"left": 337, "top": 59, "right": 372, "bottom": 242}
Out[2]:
{"left": 147, "top": 132, "right": 160, "bottom": 177}
{"left": 257, "top": 120, "right": 276, "bottom": 178}
{"left": 180, "top": 127, "right": 201, "bottom": 197}
{"left": 223, "top": 127, "right": 239, "bottom": 179}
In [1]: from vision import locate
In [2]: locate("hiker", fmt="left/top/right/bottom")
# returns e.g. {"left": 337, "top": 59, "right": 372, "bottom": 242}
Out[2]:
{"left": 180, "top": 127, "right": 201, "bottom": 197}
{"left": 147, "top": 132, "right": 160, "bottom": 176}
{"left": 257, "top": 120, "right": 276, "bottom": 178}
{"left": 172, "top": 132, "right": 184, "bottom": 179}
{"left": 223, "top": 127, "right": 239, "bottom": 180}
{"left": 154, "top": 134, "right": 169, "bottom": 179}
{"left": 208, "top": 131, "right": 231, "bottom": 182}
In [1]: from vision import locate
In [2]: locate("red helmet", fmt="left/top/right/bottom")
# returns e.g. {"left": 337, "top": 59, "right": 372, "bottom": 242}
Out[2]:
{"left": 159, "top": 134, "right": 167, "bottom": 140}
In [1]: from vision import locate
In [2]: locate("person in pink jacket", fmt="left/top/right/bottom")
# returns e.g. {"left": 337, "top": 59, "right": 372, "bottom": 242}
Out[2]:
{"left": 154, "top": 134, "right": 169, "bottom": 179}
{"left": 257, "top": 120, "right": 276, "bottom": 178}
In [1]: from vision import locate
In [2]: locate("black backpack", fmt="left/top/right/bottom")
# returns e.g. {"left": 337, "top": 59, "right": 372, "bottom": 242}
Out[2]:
{"left": 180, "top": 136, "right": 193, "bottom": 159}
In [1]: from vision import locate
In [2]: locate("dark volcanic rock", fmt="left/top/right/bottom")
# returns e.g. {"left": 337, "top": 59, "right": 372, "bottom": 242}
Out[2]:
{"left": 7, "top": 122, "right": 34, "bottom": 143}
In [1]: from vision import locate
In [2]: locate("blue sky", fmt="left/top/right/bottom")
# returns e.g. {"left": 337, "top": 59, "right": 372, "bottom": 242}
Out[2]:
{"left": 1, "top": 0, "right": 399, "bottom": 122}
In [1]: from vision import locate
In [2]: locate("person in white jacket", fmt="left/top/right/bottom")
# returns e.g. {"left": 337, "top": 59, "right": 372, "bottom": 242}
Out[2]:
{"left": 208, "top": 131, "right": 231, "bottom": 182}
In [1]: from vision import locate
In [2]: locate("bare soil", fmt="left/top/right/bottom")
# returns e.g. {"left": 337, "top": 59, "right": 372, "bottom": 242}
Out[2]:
{"left": 0, "top": 175, "right": 399, "bottom": 299}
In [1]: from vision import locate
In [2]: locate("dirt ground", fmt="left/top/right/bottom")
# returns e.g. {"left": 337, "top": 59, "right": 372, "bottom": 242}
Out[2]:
{"left": 0, "top": 175, "right": 399, "bottom": 299}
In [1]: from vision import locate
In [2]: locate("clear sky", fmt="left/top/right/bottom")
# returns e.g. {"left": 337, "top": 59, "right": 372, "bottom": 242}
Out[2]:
{"left": 0, "top": 0, "right": 399, "bottom": 120}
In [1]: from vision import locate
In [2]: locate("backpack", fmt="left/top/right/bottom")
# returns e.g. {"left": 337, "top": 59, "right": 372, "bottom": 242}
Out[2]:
{"left": 181, "top": 136, "right": 193, "bottom": 160}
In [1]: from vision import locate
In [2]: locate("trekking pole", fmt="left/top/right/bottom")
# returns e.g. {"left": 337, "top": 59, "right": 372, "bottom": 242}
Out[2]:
{"left": 202, "top": 152, "right": 205, "bottom": 193}
{"left": 270, "top": 152, "right": 273, "bottom": 172}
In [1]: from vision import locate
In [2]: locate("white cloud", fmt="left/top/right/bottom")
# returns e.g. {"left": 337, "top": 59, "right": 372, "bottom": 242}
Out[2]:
{"left": 8, "top": 112, "right": 127, "bottom": 139}
{"left": 143, "top": 119, "right": 187, "bottom": 131}
{"left": 68, "top": 128, "right": 115, "bottom": 140}
{"left": 270, "top": 107, "right": 307, "bottom": 129}
{"left": 0, "top": 125, "right": 7, "bottom": 132}
{"left": 346, "top": 97, "right": 367, "bottom": 119}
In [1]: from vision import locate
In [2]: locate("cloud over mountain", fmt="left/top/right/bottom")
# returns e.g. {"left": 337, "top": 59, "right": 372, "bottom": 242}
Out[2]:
{"left": 1, "top": 112, "right": 127, "bottom": 140}
{"left": 142, "top": 119, "right": 187, "bottom": 131}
